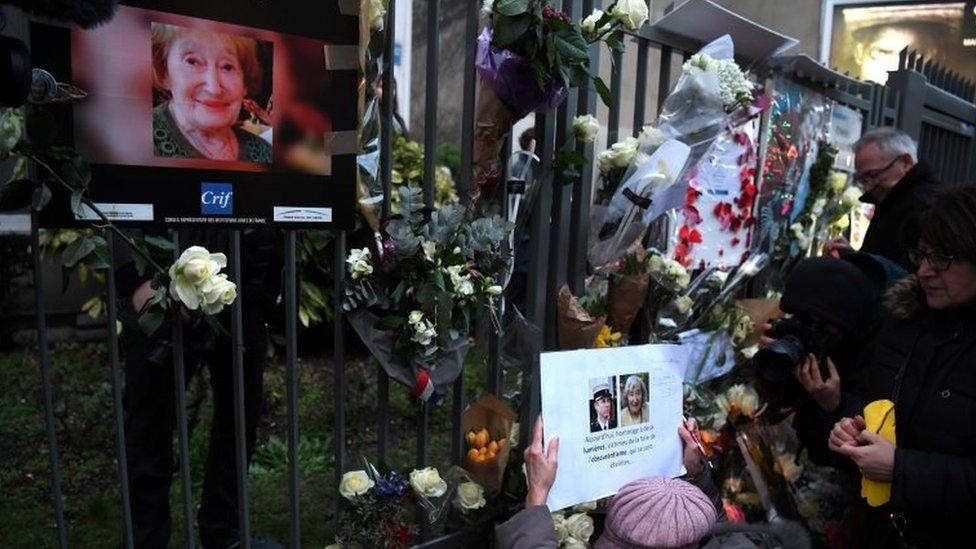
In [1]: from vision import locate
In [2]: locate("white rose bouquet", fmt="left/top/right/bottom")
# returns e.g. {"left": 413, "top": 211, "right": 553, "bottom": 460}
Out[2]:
{"left": 344, "top": 187, "right": 514, "bottom": 403}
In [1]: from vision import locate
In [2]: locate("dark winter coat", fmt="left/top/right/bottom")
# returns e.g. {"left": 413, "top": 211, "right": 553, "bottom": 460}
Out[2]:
{"left": 838, "top": 275, "right": 976, "bottom": 546}
{"left": 859, "top": 161, "right": 941, "bottom": 270}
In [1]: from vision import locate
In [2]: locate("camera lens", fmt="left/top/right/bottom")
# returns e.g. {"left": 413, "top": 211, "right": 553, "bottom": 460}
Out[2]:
{"left": 754, "top": 335, "right": 806, "bottom": 383}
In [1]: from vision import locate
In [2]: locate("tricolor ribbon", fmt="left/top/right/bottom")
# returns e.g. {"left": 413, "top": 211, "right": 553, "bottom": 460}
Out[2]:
{"left": 410, "top": 368, "right": 443, "bottom": 405}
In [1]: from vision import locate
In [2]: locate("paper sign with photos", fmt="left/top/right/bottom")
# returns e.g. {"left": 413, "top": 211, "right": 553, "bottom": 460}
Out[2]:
{"left": 540, "top": 344, "right": 688, "bottom": 511}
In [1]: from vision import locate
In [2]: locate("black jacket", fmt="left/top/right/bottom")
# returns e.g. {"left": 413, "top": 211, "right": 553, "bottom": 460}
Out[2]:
{"left": 589, "top": 418, "right": 617, "bottom": 432}
{"left": 860, "top": 161, "right": 941, "bottom": 269}
{"left": 838, "top": 276, "right": 976, "bottom": 546}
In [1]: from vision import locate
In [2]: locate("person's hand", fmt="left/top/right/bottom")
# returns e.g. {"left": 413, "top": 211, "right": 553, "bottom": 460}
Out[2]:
{"left": 759, "top": 322, "right": 775, "bottom": 347}
{"left": 242, "top": 99, "right": 272, "bottom": 125}
{"left": 829, "top": 415, "right": 866, "bottom": 453}
{"left": 524, "top": 415, "right": 559, "bottom": 507}
{"left": 833, "top": 430, "right": 895, "bottom": 482}
{"left": 794, "top": 354, "right": 842, "bottom": 412}
{"left": 678, "top": 418, "right": 703, "bottom": 476}
{"left": 825, "top": 236, "right": 854, "bottom": 258}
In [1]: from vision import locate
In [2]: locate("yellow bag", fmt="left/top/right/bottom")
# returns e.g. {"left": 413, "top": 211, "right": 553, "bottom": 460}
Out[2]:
{"left": 861, "top": 399, "right": 896, "bottom": 506}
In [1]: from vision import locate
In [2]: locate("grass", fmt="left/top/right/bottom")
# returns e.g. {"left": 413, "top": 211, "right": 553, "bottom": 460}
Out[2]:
{"left": 0, "top": 338, "right": 503, "bottom": 548}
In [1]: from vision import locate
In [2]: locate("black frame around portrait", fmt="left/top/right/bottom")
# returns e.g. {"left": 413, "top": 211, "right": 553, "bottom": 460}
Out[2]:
{"left": 32, "top": 0, "right": 359, "bottom": 229}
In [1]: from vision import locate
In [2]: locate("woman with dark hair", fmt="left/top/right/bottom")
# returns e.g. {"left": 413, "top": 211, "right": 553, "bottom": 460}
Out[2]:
{"left": 829, "top": 185, "right": 976, "bottom": 546}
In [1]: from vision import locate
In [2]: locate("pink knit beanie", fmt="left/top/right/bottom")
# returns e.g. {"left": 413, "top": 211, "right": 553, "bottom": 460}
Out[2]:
{"left": 594, "top": 477, "right": 717, "bottom": 549}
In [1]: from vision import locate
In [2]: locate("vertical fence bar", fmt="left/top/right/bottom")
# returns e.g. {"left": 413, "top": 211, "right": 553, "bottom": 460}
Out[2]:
{"left": 377, "top": 367, "right": 390, "bottom": 461}
{"left": 30, "top": 209, "right": 67, "bottom": 549}
{"left": 333, "top": 230, "right": 348, "bottom": 483}
{"left": 488, "top": 297, "right": 504, "bottom": 395}
{"left": 168, "top": 230, "right": 195, "bottom": 549}
{"left": 606, "top": 49, "right": 623, "bottom": 144}
{"left": 229, "top": 230, "right": 252, "bottom": 549}
{"left": 520, "top": 112, "right": 556, "bottom": 444}
{"left": 568, "top": 0, "right": 600, "bottom": 293}
{"left": 656, "top": 46, "right": 673, "bottom": 115}
{"left": 284, "top": 231, "right": 301, "bottom": 547}
{"left": 380, "top": 0, "right": 395, "bottom": 220}
{"left": 632, "top": 25, "right": 649, "bottom": 134}
{"left": 451, "top": 375, "right": 464, "bottom": 465}
{"left": 422, "top": 0, "right": 441, "bottom": 206}
{"left": 458, "top": 0, "right": 479, "bottom": 204}
{"left": 105, "top": 234, "right": 134, "bottom": 549}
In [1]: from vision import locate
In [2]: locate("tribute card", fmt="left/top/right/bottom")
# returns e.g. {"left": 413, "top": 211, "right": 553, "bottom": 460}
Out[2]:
{"left": 540, "top": 344, "right": 688, "bottom": 511}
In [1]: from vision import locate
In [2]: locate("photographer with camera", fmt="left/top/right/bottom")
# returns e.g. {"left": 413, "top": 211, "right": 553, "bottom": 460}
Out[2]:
{"left": 754, "top": 254, "right": 905, "bottom": 465}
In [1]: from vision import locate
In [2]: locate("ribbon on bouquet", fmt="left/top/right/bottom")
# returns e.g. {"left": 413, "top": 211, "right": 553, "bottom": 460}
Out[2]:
{"left": 411, "top": 368, "right": 444, "bottom": 405}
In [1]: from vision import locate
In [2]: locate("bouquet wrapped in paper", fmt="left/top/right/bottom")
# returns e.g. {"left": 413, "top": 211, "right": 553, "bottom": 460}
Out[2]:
{"left": 461, "top": 395, "right": 518, "bottom": 493}
{"left": 556, "top": 284, "right": 607, "bottom": 350}
{"left": 474, "top": 1, "right": 649, "bottom": 214}
{"left": 606, "top": 246, "right": 651, "bottom": 335}
{"left": 344, "top": 187, "right": 513, "bottom": 403}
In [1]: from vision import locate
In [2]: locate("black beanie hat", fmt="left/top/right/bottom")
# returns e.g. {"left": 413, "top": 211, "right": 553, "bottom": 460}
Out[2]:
{"left": 780, "top": 257, "right": 878, "bottom": 336}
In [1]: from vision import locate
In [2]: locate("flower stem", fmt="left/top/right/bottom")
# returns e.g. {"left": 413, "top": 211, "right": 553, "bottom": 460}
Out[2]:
{"left": 26, "top": 153, "right": 170, "bottom": 277}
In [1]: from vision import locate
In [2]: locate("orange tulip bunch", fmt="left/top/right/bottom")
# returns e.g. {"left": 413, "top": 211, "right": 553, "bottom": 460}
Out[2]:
{"left": 465, "top": 427, "right": 507, "bottom": 464}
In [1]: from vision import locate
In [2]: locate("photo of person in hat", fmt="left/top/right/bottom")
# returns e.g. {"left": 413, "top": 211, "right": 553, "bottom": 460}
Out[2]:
{"left": 589, "top": 377, "right": 618, "bottom": 432}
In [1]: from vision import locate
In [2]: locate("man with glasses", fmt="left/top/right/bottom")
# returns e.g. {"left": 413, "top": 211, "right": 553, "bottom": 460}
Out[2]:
{"left": 825, "top": 127, "right": 941, "bottom": 269}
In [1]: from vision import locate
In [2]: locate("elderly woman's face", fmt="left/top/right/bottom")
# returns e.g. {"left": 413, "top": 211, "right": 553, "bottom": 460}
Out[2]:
{"left": 627, "top": 388, "right": 643, "bottom": 414}
{"left": 916, "top": 242, "right": 976, "bottom": 310}
{"left": 164, "top": 30, "right": 246, "bottom": 131}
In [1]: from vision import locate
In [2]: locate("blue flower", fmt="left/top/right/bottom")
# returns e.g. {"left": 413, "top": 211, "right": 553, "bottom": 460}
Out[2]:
{"left": 375, "top": 472, "right": 409, "bottom": 501}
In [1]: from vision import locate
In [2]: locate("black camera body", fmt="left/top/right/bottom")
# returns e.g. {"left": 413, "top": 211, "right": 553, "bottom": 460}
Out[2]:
{"left": 754, "top": 317, "right": 832, "bottom": 384}
{"left": 752, "top": 317, "right": 840, "bottom": 421}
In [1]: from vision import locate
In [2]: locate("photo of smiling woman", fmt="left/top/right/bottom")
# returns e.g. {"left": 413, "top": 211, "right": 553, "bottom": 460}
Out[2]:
{"left": 151, "top": 23, "right": 273, "bottom": 163}
{"left": 619, "top": 373, "right": 650, "bottom": 427}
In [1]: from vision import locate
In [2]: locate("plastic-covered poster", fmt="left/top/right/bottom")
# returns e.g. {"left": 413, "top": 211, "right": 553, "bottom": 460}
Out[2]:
{"left": 828, "top": 103, "right": 863, "bottom": 173}
{"left": 672, "top": 117, "right": 762, "bottom": 269}
{"left": 755, "top": 78, "right": 831, "bottom": 255}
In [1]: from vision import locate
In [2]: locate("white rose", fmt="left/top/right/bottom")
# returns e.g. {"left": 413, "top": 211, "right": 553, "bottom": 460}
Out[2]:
{"left": 338, "top": 470, "right": 374, "bottom": 500}
{"left": 580, "top": 9, "right": 607, "bottom": 41}
{"left": 421, "top": 240, "right": 438, "bottom": 263}
{"left": 509, "top": 422, "right": 520, "bottom": 448}
{"left": 199, "top": 274, "right": 238, "bottom": 315}
{"left": 829, "top": 172, "right": 847, "bottom": 193}
{"left": 168, "top": 246, "right": 227, "bottom": 310}
{"left": 562, "top": 537, "right": 589, "bottom": 549}
{"left": 564, "top": 513, "right": 595, "bottom": 543}
{"left": 610, "top": 0, "right": 648, "bottom": 31}
{"left": 481, "top": 0, "right": 494, "bottom": 16}
{"left": 841, "top": 186, "right": 862, "bottom": 209}
{"left": 346, "top": 248, "right": 374, "bottom": 280}
{"left": 486, "top": 285, "right": 503, "bottom": 296}
{"left": 551, "top": 512, "right": 568, "bottom": 543}
{"left": 365, "top": 0, "right": 387, "bottom": 31}
{"left": 410, "top": 467, "right": 447, "bottom": 498}
{"left": 411, "top": 319, "right": 436, "bottom": 346}
{"left": 454, "top": 481, "right": 486, "bottom": 511}
{"left": 597, "top": 137, "right": 638, "bottom": 174}
{"left": 811, "top": 197, "right": 827, "bottom": 217}
{"left": 572, "top": 114, "right": 600, "bottom": 143}
{"left": 675, "top": 295, "right": 694, "bottom": 315}
{"left": 647, "top": 254, "right": 664, "bottom": 273}
{"left": 638, "top": 125, "right": 667, "bottom": 148}
{"left": 740, "top": 344, "right": 759, "bottom": 359}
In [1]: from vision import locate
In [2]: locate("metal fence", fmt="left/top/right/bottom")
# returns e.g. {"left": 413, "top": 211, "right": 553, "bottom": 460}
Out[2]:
{"left": 15, "top": 1, "right": 976, "bottom": 548}
{"left": 886, "top": 47, "right": 976, "bottom": 186}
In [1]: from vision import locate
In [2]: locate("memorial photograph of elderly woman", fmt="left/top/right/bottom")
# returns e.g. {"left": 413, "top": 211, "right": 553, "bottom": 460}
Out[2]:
{"left": 150, "top": 22, "right": 273, "bottom": 163}
{"left": 619, "top": 373, "right": 650, "bottom": 427}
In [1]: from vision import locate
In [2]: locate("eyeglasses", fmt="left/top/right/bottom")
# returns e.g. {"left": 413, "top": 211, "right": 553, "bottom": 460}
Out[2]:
{"left": 908, "top": 249, "right": 955, "bottom": 271}
{"left": 853, "top": 156, "right": 900, "bottom": 185}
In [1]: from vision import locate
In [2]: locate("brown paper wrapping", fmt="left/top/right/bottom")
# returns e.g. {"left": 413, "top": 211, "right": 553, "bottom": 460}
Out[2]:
{"left": 461, "top": 394, "right": 518, "bottom": 493}
{"left": 472, "top": 81, "right": 517, "bottom": 216}
{"left": 735, "top": 298, "right": 784, "bottom": 348}
{"left": 607, "top": 274, "right": 650, "bottom": 334}
{"left": 557, "top": 284, "right": 607, "bottom": 350}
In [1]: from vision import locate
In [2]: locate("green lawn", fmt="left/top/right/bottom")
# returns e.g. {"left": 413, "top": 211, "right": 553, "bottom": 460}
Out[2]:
{"left": 0, "top": 339, "right": 503, "bottom": 547}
